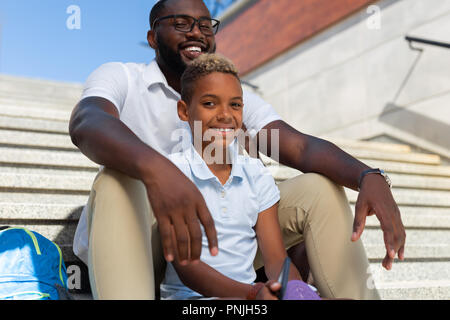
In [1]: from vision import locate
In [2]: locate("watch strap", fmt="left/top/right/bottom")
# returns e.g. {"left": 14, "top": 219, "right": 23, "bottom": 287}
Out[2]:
{"left": 358, "top": 168, "right": 391, "bottom": 191}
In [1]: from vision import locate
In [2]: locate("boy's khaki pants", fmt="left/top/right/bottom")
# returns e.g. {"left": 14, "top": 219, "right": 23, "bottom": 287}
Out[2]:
{"left": 86, "top": 168, "right": 380, "bottom": 300}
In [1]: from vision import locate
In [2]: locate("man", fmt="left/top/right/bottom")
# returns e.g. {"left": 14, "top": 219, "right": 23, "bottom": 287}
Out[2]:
{"left": 70, "top": 0, "right": 405, "bottom": 300}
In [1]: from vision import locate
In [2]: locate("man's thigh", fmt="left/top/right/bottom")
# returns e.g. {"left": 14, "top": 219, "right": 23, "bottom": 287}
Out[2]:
{"left": 87, "top": 168, "right": 165, "bottom": 299}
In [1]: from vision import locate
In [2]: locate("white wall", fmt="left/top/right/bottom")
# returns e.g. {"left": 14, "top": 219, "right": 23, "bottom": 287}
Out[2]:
{"left": 243, "top": 0, "right": 450, "bottom": 158}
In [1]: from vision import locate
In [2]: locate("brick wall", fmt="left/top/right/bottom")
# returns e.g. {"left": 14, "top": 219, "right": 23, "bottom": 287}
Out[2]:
{"left": 216, "top": 0, "right": 376, "bottom": 75}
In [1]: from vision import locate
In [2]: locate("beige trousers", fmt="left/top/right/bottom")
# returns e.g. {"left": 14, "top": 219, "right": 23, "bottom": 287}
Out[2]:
{"left": 86, "top": 168, "right": 380, "bottom": 300}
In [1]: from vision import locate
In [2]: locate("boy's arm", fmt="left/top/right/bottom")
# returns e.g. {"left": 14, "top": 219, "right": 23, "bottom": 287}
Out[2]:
{"left": 254, "top": 203, "right": 302, "bottom": 282}
{"left": 171, "top": 260, "right": 252, "bottom": 299}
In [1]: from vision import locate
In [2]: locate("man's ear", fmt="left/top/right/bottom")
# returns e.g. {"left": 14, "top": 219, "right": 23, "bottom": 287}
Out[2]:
{"left": 147, "top": 30, "right": 157, "bottom": 50}
{"left": 177, "top": 100, "right": 189, "bottom": 121}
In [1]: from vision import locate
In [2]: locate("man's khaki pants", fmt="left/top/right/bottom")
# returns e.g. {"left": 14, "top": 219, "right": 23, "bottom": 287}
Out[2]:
{"left": 86, "top": 168, "right": 380, "bottom": 300}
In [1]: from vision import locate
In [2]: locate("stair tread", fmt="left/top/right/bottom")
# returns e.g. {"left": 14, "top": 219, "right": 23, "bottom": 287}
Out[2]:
{"left": 346, "top": 188, "right": 450, "bottom": 207}
{"left": 0, "top": 172, "right": 93, "bottom": 192}
{"left": 0, "top": 115, "right": 69, "bottom": 134}
{"left": 0, "top": 146, "right": 97, "bottom": 168}
{"left": 0, "top": 192, "right": 88, "bottom": 204}
{"left": 0, "top": 105, "right": 71, "bottom": 121}
{"left": 0, "top": 129, "right": 76, "bottom": 150}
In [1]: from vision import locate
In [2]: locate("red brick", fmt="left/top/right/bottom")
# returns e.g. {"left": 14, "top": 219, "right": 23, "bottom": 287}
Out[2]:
{"left": 216, "top": 0, "right": 377, "bottom": 75}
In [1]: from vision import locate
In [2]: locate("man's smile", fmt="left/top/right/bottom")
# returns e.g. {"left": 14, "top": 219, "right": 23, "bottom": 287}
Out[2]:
{"left": 180, "top": 42, "right": 208, "bottom": 60}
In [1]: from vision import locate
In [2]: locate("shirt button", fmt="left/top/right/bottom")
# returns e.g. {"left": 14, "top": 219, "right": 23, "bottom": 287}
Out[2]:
{"left": 221, "top": 191, "right": 226, "bottom": 198}
{"left": 222, "top": 207, "right": 227, "bottom": 213}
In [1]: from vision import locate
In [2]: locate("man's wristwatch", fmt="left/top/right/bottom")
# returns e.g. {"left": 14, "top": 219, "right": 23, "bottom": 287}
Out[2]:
{"left": 358, "top": 168, "right": 392, "bottom": 191}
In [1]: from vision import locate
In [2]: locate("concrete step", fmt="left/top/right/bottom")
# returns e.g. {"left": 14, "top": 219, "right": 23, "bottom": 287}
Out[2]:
{"left": 0, "top": 191, "right": 88, "bottom": 205}
{"left": 380, "top": 173, "right": 450, "bottom": 191}
{"left": 0, "top": 202, "right": 83, "bottom": 220}
{"left": 260, "top": 148, "right": 441, "bottom": 166}
{"left": 0, "top": 129, "right": 76, "bottom": 150}
{"left": 378, "top": 284, "right": 450, "bottom": 300}
{"left": 0, "top": 105, "right": 71, "bottom": 121}
{"left": 269, "top": 166, "right": 450, "bottom": 191}
{"left": 362, "top": 229, "right": 450, "bottom": 247}
{"left": 361, "top": 229, "right": 450, "bottom": 260}
{"left": 0, "top": 147, "right": 97, "bottom": 169}
{"left": 365, "top": 243, "right": 450, "bottom": 260}
{"left": 346, "top": 188, "right": 450, "bottom": 207}
{"left": 369, "top": 262, "right": 450, "bottom": 299}
{"left": 363, "top": 160, "right": 450, "bottom": 178}
{"left": 0, "top": 74, "right": 82, "bottom": 99}
{"left": 0, "top": 172, "right": 93, "bottom": 193}
{"left": 352, "top": 206, "right": 450, "bottom": 229}
{"left": 0, "top": 96, "right": 75, "bottom": 111}
{"left": 0, "top": 115, "right": 69, "bottom": 134}
{"left": 0, "top": 165, "right": 97, "bottom": 177}
{"left": 326, "top": 138, "right": 412, "bottom": 154}
{"left": 342, "top": 149, "right": 441, "bottom": 165}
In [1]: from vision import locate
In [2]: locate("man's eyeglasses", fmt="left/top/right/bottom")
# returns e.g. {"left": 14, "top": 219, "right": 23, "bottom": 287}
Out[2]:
{"left": 152, "top": 15, "right": 220, "bottom": 36}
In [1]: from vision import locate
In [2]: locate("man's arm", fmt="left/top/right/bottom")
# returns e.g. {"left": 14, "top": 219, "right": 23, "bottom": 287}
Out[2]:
{"left": 261, "top": 120, "right": 405, "bottom": 270}
{"left": 69, "top": 97, "right": 218, "bottom": 263}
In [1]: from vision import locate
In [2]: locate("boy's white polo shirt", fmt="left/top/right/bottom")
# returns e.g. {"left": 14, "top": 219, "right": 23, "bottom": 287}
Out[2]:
{"left": 160, "top": 141, "right": 280, "bottom": 300}
{"left": 73, "top": 59, "right": 282, "bottom": 265}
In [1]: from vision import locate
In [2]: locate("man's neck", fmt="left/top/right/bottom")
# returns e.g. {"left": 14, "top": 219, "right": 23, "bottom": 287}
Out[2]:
{"left": 156, "top": 58, "right": 182, "bottom": 93}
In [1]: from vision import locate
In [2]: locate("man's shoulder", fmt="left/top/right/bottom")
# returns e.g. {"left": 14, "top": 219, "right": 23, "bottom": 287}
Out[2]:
{"left": 92, "top": 61, "right": 149, "bottom": 78}
{"left": 242, "top": 89, "right": 265, "bottom": 105}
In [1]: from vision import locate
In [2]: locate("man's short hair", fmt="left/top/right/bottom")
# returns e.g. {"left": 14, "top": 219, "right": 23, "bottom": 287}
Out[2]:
{"left": 181, "top": 54, "right": 241, "bottom": 103}
{"left": 150, "top": 0, "right": 170, "bottom": 28}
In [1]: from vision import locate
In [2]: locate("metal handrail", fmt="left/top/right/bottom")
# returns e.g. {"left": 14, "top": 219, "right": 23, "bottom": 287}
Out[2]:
{"left": 405, "top": 36, "right": 450, "bottom": 49}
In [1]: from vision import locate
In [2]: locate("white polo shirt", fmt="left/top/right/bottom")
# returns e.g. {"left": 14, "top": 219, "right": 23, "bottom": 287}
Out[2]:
{"left": 73, "top": 59, "right": 282, "bottom": 265}
{"left": 160, "top": 141, "right": 280, "bottom": 300}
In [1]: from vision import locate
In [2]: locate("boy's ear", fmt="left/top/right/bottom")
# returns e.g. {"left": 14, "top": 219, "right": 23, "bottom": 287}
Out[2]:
{"left": 147, "top": 30, "right": 157, "bottom": 50}
{"left": 177, "top": 100, "right": 189, "bottom": 121}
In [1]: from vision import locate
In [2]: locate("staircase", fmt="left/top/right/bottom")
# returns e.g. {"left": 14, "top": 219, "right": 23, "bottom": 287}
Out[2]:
{"left": 1, "top": 74, "right": 449, "bottom": 300}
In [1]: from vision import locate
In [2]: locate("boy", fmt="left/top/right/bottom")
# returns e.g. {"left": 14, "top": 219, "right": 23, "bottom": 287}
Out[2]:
{"left": 160, "top": 54, "right": 313, "bottom": 300}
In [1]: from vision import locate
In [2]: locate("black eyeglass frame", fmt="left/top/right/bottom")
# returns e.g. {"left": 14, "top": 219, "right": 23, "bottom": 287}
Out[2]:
{"left": 152, "top": 14, "right": 221, "bottom": 35}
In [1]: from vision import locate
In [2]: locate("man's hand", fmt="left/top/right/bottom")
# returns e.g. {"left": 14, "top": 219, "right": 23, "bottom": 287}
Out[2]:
{"left": 142, "top": 156, "right": 218, "bottom": 264}
{"left": 351, "top": 174, "right": 406, "bottom": 270}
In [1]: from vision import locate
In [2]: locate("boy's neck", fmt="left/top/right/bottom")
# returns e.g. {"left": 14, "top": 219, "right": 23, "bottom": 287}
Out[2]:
{"left": 195, "top": 144, "right": 232, "bottom": 186}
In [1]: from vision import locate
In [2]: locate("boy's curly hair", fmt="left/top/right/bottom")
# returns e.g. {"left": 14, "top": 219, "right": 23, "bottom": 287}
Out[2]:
{"left": 181, "top": 53, "right": 241, "bottom": 103}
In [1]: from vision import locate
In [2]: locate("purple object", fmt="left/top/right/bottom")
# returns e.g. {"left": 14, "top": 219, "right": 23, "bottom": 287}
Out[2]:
{"left": 283, "top": 280, "right": 321, "bottom": 300}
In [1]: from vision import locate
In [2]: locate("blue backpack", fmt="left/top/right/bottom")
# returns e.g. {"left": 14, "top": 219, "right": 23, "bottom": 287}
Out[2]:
{"left": 0, "top": 227, "right": 69, "bottom": 300}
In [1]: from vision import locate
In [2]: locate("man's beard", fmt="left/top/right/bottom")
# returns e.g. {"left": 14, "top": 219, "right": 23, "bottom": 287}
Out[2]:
{"left": 157, "top": 36, "right": 187, "bottom": 76}
{"left": 156, "top": 36, "right": 216, "bottom": 76}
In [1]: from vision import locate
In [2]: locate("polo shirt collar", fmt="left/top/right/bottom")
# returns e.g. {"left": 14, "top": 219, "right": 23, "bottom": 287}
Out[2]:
{"left": 185, "top": 140, "right": 244, "bottom": 182}
{"left": 143, "top": 59, "right": 180, "bottom": 98}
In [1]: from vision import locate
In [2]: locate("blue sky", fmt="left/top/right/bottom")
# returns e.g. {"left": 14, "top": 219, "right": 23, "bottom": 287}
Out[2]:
{"left": 0, "top": 0, "right": 232, "bottom": 84}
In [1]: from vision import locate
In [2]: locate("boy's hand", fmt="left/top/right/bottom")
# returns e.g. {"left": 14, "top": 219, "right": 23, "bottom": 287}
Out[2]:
{"left": 142, "top": 156, "right": 218, "bottom": 264}
{"left": 255, "top": 281, "right": 281, "bottom": 300}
